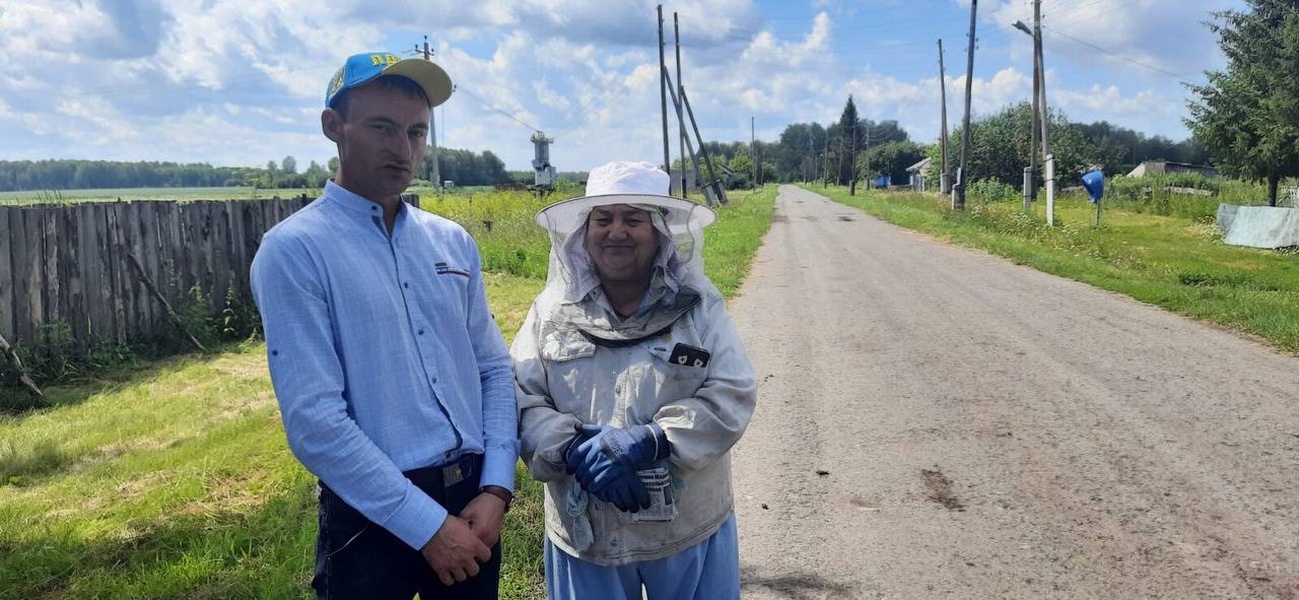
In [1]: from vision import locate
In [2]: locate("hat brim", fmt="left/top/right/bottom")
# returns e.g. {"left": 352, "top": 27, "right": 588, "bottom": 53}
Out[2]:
{"left": 536, "top": 194, "right": 717, "bottom": 234}
{"left": 382, "top": 59, "right": 454, "bottom": 108}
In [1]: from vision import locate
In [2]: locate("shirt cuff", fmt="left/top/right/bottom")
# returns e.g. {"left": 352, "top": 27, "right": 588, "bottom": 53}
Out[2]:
{"left": 383, "top": 483, "right": 450, "bottom": 550}
{"left": 480, "top": 447, "right": 518, "bottom": 493}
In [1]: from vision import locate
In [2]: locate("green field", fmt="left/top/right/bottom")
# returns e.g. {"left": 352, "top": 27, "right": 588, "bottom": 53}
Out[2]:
{"left": 0, "top": 186, "right": 778, "bottom": 600}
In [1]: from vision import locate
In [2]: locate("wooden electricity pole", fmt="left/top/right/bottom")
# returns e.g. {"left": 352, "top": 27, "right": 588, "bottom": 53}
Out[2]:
{"left": 823, "top": 127, "right": 830, "bottom": 188}
{"left": 938, "top": 39, "right": 951, "bottom": 194}
{"left": 681, "top": 87, "right": 726, "bottom": 204}
{"left": 751, "top": 116, "right": 757, "bottom": 186}
{"left": 954, "top": 0, "right": 978, "bottom": 210}
{"left": 663, "top": 71, "right": 707, "bottom": 202}
{"left": 1027, "top": 16, "right": 1040, "bottom": 213}
{"left": 657, "top": 5, "right": 670, "bottom": 173}
{"left": 808, "top": 133, "right": 814, "bottom": 183}
{"left": 417, "top": 35, "right": 441, "bottom": 188}
{"left": 1034, "top": 0, "right": 1055, "bottom": 225}
{"left": 1034, "top": 0, "right": 1050, "bottom": 160}
{"left": 849, "top": 117, "right": 858, "bottom": 195}
{"left": 674, "top": 13, "right": 687, "bottom": 197}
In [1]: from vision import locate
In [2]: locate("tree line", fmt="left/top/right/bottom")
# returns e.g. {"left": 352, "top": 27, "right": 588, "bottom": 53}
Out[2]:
{"left": 686, "top": 96, "right": 1206, "bottom": 194}
{"left": 0, "top": 148, "right": 519, "bottom": 192}
{"left": 0, "top": 116, "right": 1210, "bottom": 196}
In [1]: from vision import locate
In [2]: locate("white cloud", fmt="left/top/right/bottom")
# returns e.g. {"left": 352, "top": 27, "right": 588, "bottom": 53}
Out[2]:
{"left": 1053, "top": 83, "right": 1189, "bottom": 137}
{"left": 0, "top": 0, "right": 1221, "bottom": 173}
{"left": 55, "top": 98, "right": 138, "bottom": 142}
{"left": 990, "top": 0, "right": 1232, "bottom": 81}
{"left": 533, "top": 78, "right": 573, "bottom": 111}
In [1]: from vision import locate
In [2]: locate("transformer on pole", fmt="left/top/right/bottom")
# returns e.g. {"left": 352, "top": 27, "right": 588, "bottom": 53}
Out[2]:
{"left": 531, "top": 130, "right": 556, "bottom": 191}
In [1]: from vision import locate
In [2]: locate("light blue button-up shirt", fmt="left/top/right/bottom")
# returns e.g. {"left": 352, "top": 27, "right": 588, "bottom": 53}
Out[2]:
{"left": 250, "top": 181, "right": 517, "bottom": 550}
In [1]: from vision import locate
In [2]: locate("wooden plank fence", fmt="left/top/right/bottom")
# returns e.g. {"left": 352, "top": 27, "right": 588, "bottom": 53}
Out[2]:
{"left": 1, "top": 195, "right": 330, "bottom": 352}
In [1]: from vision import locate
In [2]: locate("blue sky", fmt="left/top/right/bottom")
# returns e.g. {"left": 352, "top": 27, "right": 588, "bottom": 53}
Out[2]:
{"left": 0, "top": 0, "right": 1239, "bottom": 173}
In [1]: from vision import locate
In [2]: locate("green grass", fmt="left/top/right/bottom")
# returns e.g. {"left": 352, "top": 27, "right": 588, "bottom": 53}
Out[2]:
{"left": 0, "top": 186, "right": 777, "bottom": 599}
{"left": 418, "top": 189, "right": 564, "bottom": 280}
{"left": 810, "top": 184, "right": 1299, "bottom": 354}
{"left": 705, "top": 187, "right": 779, "bottom": 296}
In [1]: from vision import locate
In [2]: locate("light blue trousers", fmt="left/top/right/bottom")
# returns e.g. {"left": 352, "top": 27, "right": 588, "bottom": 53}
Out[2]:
{"left": 545, "top": 514, "right": 740, "bottom": 600}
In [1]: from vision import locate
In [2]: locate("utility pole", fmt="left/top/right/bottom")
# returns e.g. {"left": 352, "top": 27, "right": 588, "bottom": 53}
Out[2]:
{"left": 657, "top": 5, "right": 670, "bottom": 173}
{"left": 1034, "top": 0, "right": 1055, "bottom": 225}
{"left": 1013, "top": 17, "right": 1038, "bottom": 213}
{"left": 664, "top": 71, "right": 707, "bottom": 203}
{"left": 674, "top": 12, "right": 687, "bottom": 197}
{"left": 751, "top": 116, "right": 757, "bottom": 186}
{"left": 1027, "top": 15, "right": 1039, "bottom": 214}
{"left": 681, "top": 87, "right": 727, "bottom": 205}
{"left": 822, "top": 126, "right": 830, "bottom": 188}
{"left": 835, "top": 131, "right": 844, "bottom": 187}
{"left": 417, "top": 35, "right": 441, "bottom": 189}
{"left": 954, "top": 0, "right": 977, "bottom": 210}
{"left": 849, "top": 117, "right": 858, "bottom": 195}
{"left": 938, "top": 39, "right": 951, "bottom": 194}
{"left": 800, "top": 133, "right": 810, "bottom": 183}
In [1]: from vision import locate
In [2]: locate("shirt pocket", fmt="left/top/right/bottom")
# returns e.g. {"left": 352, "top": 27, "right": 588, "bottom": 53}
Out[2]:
{"left": 421, "top": 260, "right": 471, "bottom": 322}
{"left": 540, "top": 328, "right": 597, "bottom": 363}
{"left": 648, "top": 343, "right": 709, "bottom": 400}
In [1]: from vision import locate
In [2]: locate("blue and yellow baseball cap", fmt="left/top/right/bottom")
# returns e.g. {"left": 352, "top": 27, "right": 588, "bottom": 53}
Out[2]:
{"left": 325, "top": 51, "right": 453, "bottom": 109}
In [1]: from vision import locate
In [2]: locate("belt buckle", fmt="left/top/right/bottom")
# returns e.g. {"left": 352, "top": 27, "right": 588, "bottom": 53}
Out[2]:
{"left": 442, "top": 461, "right": 464, "bottom": 487}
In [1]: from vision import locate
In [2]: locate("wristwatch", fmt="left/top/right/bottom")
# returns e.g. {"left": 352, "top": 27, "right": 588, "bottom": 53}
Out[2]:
{"left": 481, "top": 485, "right": 513, "bottom": 513}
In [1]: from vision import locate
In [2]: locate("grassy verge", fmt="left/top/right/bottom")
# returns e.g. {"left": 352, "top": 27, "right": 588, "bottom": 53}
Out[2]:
{"left": 808, "top": 184, "right": 1299, "bottom": 354}
{"left": 0, "top": 186, "right": 776, "bottom": 599}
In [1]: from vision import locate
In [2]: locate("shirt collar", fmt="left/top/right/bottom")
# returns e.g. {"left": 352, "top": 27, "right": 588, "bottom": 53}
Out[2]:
{"left": 323, "top": 180, "right": 407, "bottom": 220}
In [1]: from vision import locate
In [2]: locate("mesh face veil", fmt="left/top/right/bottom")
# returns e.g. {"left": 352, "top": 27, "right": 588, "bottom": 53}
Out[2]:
{"left": 535, "top": 195, "right": 717, "bottom": 305}
{"left": 531, "top": 161, "right": 720, "bottom": 343}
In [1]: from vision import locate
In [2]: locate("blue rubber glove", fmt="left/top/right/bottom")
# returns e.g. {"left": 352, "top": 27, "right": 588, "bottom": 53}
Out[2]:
{"left": 564, "top": 426, "right": 598, "bottom": 475}
{"left": 585, "top": 461, "right": 650, "bottom": 512}
{"left": 579, "top": 423, "right": 671, "bottom": 470}
{"left": 567, "top": 426, "right": 649, "bottom": 512}
{"left": 570, "top": 424, "right": 670, "bottom": 512}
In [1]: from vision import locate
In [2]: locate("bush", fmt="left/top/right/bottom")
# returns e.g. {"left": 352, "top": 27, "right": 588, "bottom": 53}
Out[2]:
{"left": 966, "top": 178, "right": 1020, "bottom": 203}
{"left": 1103, "top": 174, "right": 1281, "bottom": 222}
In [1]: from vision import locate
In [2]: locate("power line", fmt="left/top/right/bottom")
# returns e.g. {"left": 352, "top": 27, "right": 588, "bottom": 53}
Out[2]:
{"left": 1040, "top": 0, "right": 1109, "bottom": 16}
{"left": 452, "top": 84, "right": 542, "bottom": 132}
{"left": 1041, "top": 24, "right": 1200, "bottom": 84}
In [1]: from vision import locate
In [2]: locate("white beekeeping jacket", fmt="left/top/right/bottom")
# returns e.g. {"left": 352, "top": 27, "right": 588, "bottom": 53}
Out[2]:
{"left": 512, "top": 195, "right": 758, "bottom": 565}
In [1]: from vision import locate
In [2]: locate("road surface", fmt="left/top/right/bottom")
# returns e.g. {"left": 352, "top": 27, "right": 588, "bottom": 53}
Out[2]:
{"left": 729, "top": 185, "right": 1299, "bottom": 599}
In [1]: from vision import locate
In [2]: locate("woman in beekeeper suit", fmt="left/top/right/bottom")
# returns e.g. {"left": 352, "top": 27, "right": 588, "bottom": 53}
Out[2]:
{"left": 513, "top": 160, "right": 757, "bottom": 599}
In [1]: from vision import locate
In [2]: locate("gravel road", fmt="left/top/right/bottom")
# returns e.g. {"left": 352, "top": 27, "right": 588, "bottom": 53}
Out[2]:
{"left": 729, "top": 185, "right": 1299, "bottom": 599}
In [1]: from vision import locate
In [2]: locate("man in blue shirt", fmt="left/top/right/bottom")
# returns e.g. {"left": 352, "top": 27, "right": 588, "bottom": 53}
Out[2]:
{"left": 250, "top": 51, "right": 518, "bottom": 599}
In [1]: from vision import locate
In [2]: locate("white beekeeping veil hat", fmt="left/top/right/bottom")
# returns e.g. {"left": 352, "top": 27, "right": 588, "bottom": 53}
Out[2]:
{"left": 535, "top": 161, "right": 717, "bottom": 303}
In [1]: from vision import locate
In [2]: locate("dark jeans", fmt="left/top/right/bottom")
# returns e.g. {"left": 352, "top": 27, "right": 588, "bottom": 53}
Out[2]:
{"left": 311, "top": 454, "right": 501, "bottom": 600}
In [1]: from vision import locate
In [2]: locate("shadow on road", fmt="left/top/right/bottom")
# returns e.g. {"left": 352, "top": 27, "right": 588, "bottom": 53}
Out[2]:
{"left": 740, "top": 566, "right": 860, "bottom": 600}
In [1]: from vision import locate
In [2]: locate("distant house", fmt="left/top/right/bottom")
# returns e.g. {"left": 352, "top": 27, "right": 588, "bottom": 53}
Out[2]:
{"left": 1126, "top": 160, "right": 1218, "bottom": 178}
{"left": 668, "top": 167, "right": 698, "bottom": 195}
{"left": 907, "top": 157, "right": 932, "bottom": 191}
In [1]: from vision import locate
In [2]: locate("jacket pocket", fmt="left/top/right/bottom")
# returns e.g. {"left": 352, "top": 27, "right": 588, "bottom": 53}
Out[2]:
{"left": 540, "top": 328, "right": 597, "bottom": 363}
{"left": 649, "top": 344, "right": 709, "bottom": 397}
